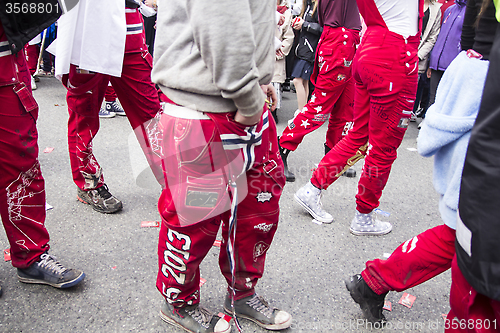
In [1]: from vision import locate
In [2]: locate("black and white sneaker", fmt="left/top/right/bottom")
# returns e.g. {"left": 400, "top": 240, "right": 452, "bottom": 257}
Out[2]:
{"left": 106, "top": 100, "right": 126, "bottom": 116}
{"left": 224, "top": 293, "right": 292, "bottom": 330}
{"left": 17, "top": 253, "right": 85, "bottom": 289}
{"left": 160, "top": 301, "right": 231, "bottom": 333}
{"left": 345, "top": 274, "right": 387, "bottom": 323}
{"left": 98, "top": 107, "right": 116, "bottom": 118}
{"left": 77, "top": 184, "right": 123, "bottom": 214}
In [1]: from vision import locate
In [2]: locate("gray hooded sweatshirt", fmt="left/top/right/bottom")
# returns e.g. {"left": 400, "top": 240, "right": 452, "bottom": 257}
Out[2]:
{"left": 152, "top": 0, "right": 275, "bottom": 117}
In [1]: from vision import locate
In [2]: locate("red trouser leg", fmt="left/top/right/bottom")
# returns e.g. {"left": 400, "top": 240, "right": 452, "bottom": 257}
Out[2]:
{"left": 325, "top": 77, "right": 355, "bottom": 149}
{"left": 280, "top": 27, "right": 357, "bottom": 151}
{"left": 65, "top": 65, "right": 109, "bottom": 190}
{"left": 447, "top": 256, "right": 500, "bottom": 333}
{"left": 0, "top": 83, "right": 50, "bottom": 268}
{"left": 24, "top": 44, "right": 39, "bottom": 76}
{"left": 311, "top": 31, "right": 417, "bottom": 213}
{"left": 361, "top": 224, "right": 455, "bottom": 295}
{"left": 108, "top": 51, "right": 160, "bottom": 129}
{"left": 104, "top": 84, "right": 117, "bottom": 102}
{"left": 156, "top": 108, "right": 283, "bottom": 307}
{"left": 109, "top": 51, "right": 162, "bottom": 184}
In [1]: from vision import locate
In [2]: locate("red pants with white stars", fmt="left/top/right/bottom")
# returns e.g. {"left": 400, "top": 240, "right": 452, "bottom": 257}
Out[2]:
{"left": 311, "top": 27, "right": 418, "bottom": 213}
{"left": 280, "top": 26, "right": 359, "bottom": 151}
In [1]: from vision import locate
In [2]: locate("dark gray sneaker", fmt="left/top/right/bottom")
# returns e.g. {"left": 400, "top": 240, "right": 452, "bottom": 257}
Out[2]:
{"left": 160, "top": 301, "right": 231, "bottom": 333}
{"left": 77, "top": 184, "right": 123, "bottom": 214}
{"left": 345, "top": 274, "right": 387, "bottom": 323}
{"left": 17, "top": 253, "right": 85, "bottom": 288}
{"left": 224, "top": 293, "right": 292, "bottom": 330}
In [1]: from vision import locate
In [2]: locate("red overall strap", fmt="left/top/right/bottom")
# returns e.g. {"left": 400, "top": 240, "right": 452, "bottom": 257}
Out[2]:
{"left": 355, "top": 0, "right": 388, "bottom": 28}
{"left": 356, "top": 0, "right": 425, "bottom": 37}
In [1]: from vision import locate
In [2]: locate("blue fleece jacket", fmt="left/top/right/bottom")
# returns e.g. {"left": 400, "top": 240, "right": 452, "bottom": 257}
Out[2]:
{"left": 417, "top": 51, "right": 489, "bottom": 229}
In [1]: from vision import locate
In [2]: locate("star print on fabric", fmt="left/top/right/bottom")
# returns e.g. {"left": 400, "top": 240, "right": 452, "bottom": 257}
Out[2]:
{"left": 301, "top": 119, "right": 310, "bottom": 129}
{"left": 310, "top": 94, "right": 316, "bottom": 103}
{"left": 287, "top": 133, "right": 294, "bottom": 137}
{"left": 315, "top": 106, "right": 322, "bottom": 113}
{"left": 321, "top": 92, "right": 327, "bottom": 97}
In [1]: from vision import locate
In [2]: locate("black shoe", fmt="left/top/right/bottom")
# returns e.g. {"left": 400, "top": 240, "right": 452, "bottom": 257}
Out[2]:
{"left": 106, "top": 100, "right": 126, "bottom": 116}
{"left": 17, "top": 253, "right": 85, "bottom": 289}
{"left": 224, "top": 293, "right": 292, "bottom": 330}
{"left": 77, "top": 184, "right": 123, "bottom": 214}
{"left": 345, "top": 274, "right": 387, "bottom": 323}
{"left": 278, "top": 139, "right": 295, "bottom": 182}
{"left": 342, "top": 168, "right": 356, "bottom": 177}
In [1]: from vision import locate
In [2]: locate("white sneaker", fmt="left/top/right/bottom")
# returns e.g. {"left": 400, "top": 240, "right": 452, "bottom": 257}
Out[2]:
{"left": 31, "top": 76, "right": 37, "bottom": 90}
{"left": 350, "top": 211, "right": 392, "bottom": 236}
{"left": 294, "top": 182, "right": 333, "bottom": 223}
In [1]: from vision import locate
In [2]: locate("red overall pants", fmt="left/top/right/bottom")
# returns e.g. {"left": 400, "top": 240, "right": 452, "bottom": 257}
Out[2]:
{"left": 446, "top": 256, "right": 500, "bottom": 332}
{"left": 310, "top": 11, "right": 419, "bottom": 213}
{"left": 104, "top": 84, "right": 118, "bottom": 102}
{"left": 280, "top": 26, "right": 359, "bottom": 151}
{"left": 156, "top": 104, "right": 285, "bottom": 307}
{"left": 362, "top": 224, "right": 455, "bottom": 295}
{"left": 0, "top": 24, "right": 50, "bottom": 268}
{"left": 63, "top": 8, "right": 161, "bottom": 190}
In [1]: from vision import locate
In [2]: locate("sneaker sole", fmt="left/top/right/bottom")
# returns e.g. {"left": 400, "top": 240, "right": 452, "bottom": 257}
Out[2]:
{"left": 294, "top": 194, "right": 333, "bottom": 223}
{"left": 159, "top": 309, "right": 231, "bottom": 333}
{"left": 77, "top": 195, "right": 123, "bottom": 214}
{"left": 349, "top": 225, "right": 392, "bottom": 236}
{"left": 18, "top": 271, "right": 85, "bottom": 289}
{"left": 224, "top": 306, "right": 292, "bottom": 331}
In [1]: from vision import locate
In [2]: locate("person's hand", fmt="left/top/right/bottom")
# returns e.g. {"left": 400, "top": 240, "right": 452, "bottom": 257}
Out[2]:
{"left": 262, "top": 84, "right": 277, "bottom": 112}
{"left": 276, "top": 48, "right": 285, "bottom": 59}
{"left": 234, "top": 85, "right": 277, "bottom": 126}
{"left": 278, "top": 13, "right": 285, "bottom": 26}
{"left": 293, "top": 17, "right": 303, "bottom": 30}
{"left": 144, "top": 0, "right": 156, "bottom": 8}
{"left": 427, "top": 67, "right": 432, "bottom": 79}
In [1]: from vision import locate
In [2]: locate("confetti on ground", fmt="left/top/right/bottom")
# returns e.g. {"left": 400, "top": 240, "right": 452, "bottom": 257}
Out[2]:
{"left": 199, "top": 278, "right": 207, "bottom": 287}
{"left": 398, "top": 293, "right": 416, "bottom": 308}
{"left": 312, "top": 219, "right": 322, "bottom": 225}
{"left": 383, "top": 300, "right": 392, "bottom": 311}
{"left": 218, "top": 312, "right": 232, "bottom": 323}
{"left": 54, "top": 104, "right": 59, "bottom": 106}
{"left": 43, "top": 147, "right": 54, "bottom": 153}
{"left": 442, "top": 313, "right": 447, "bottom": 321}
{"left": 406, "top": 148, "right": 418, "bottom": 152}
{"left": 213, "top": 240, "right": 222, "bottom": 247}
{"left": 383, "top": 253, "right": 392, "bottom": 259}
{"left": 3, "top": 249, "right": 11, "bottom": 262}
{"left": 111, "top": 266, "right": 117, "bottom": 270}
{"left": 46, "top": 203, "right": 53, "bottom": 211}
{"left": 141, "top": 221, "right": 160, "bottom": 228}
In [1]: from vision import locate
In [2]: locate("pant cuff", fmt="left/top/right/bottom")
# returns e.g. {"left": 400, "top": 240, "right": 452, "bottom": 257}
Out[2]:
{"left": 361, "top": 269, "right": 390, "bottom": 295}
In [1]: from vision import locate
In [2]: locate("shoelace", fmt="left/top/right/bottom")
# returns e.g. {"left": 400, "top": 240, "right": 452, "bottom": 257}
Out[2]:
{"left": 247, "top": 295, "right": 274, "bottom": 318}
{"left": 38, "top": 254, "right": 69, "bottom": 275}
{"left": 95, "top": 184, "right": 112, "bottom": 200}
{"left": 186, "top": 306, "right": 211, "bottom": 329}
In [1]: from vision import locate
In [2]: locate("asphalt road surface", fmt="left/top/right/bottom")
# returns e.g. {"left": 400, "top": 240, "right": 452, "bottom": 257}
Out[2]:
{"left": 0, "top": 77, "right": 448, "bottom": 332}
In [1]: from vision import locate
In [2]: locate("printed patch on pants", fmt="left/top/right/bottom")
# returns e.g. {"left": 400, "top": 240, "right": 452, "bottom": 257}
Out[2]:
{"left": 253, "top": 241, "right": 270, "bottom": 261}
{"left": 254, "top": 222, "right": 274, "bottom": 233}
{"left": 288, "top": 122, "right": 295, "bottom": 130}
{"left": 337, "top": 74, "right": 346, "bottom": 81}
{"left": 185, "top": 191, "right": 218, "bottom": 208}
{"left": 313, "top": 114, "right": 330, "bottom": 122}
{"left": 256, "top": 192, "right": 272, "bottom": 202}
